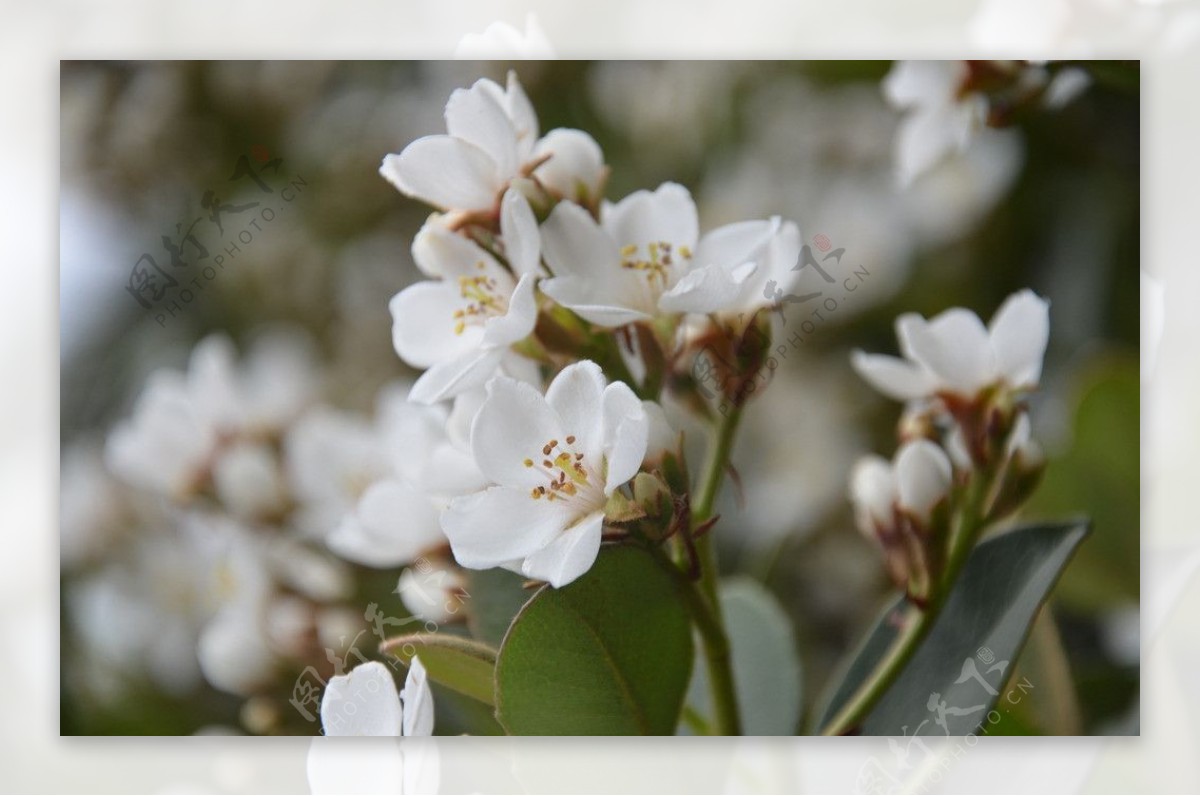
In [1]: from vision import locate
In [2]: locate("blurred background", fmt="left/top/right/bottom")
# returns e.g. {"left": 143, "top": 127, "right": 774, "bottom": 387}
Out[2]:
{"left": 59, "top": 60, "right": 1139, "bottom": 735}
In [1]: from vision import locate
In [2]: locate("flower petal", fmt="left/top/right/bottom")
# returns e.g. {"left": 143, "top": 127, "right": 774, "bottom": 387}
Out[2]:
{"left": 532, "top": 128, "right": 606, "bottom": 203}
{"left": 400, "top": 656, "right": 435, "bottom": 737}
{"left": 895, "top": 312, "right": 926, "bottom": 360}
{"left": 893, "top": 108, "right": 961, "bottom": 188}
{"left": 894, "top": 439, "right": 952, "bottom": 522}
{"left": 381, "top": 136, "right": 499, "bottom": 212}
{"left": 502, "top": 70, "right": 540, "bottom": 161}
{"left": 641, "top": 400, "right": 677, "bottom": 464}
{"left": 540, "top": 200, "right": 619, "bottom": 279}
{"left": 988, "top": 289, "right": 1049, "bottom": 389}
{"left": 442, "top": 486, "right": 573, "bottom": 569}
{"left": 657, "top": 260, "right": 757, "bottom": 315}
{"left": 850, "top": 351, "right": 938, "bottom": 401}
{"left": 544, "top": 361, "right": 607, "bottom": 463}
{"left": 742, "top": 219, "right": 802, "bottom": 308}
{"left": 850, "top": 454, "right": 895, "bottom": 536}
{"left": 882, "top": 60, "right": 964, "bottom": 110}
{"left": 328, "top": 480, "right": 443, "bottom": 568}
{"left": 471, "top": 377, "right": 563, "bottom": 489}
{"left": 409, "top": 347, "right": 504, "bottom": 405}
{"left": 445, "top": 79, "right": 518, "bottom": 181}
{"left": 482, "top": 273, "right": 539, "bottom": 348}
{"left": 540, "top": 277, "right": 653, "bottom": 327}
{"left": 321, "top": 661, "right": 404, "bottom": 736}
{"left": 519, "top": 510, "right": 604, "bottom": 588}
{"left": 693, "top": 218, "right": 777, "bottom": 272}
{"left": 905, "top": 308, "right": 994, "bottom": 395}
{"left": 389, "top": 281, "right": 481, "bottom": 369}
{"left": 600, "top": 382, "right": 648, "bottom": 494}
{"left": 412, "top": 220, "right": 505, "bottom": 280}
{"left": 603, "top": 181, "right": 698, "bottom": 251}
{"left": 499, "top": 189, "right": 543, "bottom": 277}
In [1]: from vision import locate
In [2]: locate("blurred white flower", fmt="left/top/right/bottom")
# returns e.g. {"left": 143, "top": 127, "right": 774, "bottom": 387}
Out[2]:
{"left": 320, "top": 659, "right": 434, "bottom": 737}
{"left": 288, "top": 386, "right": 485, "bottom": 569}
{"left": 443, "top": 361, "right": 648, "bottom": 587}
{"left": 540, "top": 182, "right": 799, "bottom": 325}
{"left": 380, "top": 72, "right": 603, "bottom": 218}
{"left": 397, "top": 562, "right": 467, "bottom": 625}
{"left": 197, "top": 597, "right": 278, "bottom": 697}
{"left": 883, "top": 60, "right": 987, "bottom": 188}
{"left": 454, "top": 14, "right": 555, "bottom": 60}
{"left": 60, "top": 439, "right": 135, "bottom": 568}
{"left": 106, "top": 330, "right": 317, "bottom": 499}
{"left": 851, "top": 289, "right": 1050, "bottom": 402}
{"left": 390, "top": 191, "right": 541, "bottom": 404}
{"left": 212, "top": 440, "right": 288, "bottom": 521}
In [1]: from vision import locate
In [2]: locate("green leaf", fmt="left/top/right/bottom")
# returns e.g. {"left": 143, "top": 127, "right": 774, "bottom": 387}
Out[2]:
{"left": 494, "top": 546, "right": 694, "bottom": 735}
{"left": 464, "top": 567, "right": 534, "bottom": 647}
{"left": 382, "top": 633, "right": 498, "bottom": 706}
{"left": 682, "top": 577, "right": 803, "bottom": 735}
{"left": 816, "top": 519, "right": 1089, "bottom": 735}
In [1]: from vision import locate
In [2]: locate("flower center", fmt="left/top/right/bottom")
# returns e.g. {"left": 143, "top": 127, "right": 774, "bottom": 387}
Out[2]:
{"left": 619, "top": 241, "right": 692, "bottom": 290}
{"left": 522, "top": 435, "right": 598, "bottom": 504}
{"left": 453, "top": 263, "right": 509, "bottom": 335}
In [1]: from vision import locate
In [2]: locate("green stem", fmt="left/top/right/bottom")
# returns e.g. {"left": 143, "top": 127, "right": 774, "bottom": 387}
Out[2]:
{"left": 693, "top": 405, "right": 743, "bottom": 606}
{"left": 646, "top": 542, "right": 741, "bottom": 736}
{"left": 688, "top": 403, "right": 744, "bottom": 734}
{"left": 820, "top": 470, "right": 991, "bottom": 736}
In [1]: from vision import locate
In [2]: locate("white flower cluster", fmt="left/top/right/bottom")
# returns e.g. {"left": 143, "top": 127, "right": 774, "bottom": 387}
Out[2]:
{"left": 368, "top": 71, "right": 804, "bottom": 591}
{"left": 884, "top": 60, "right": 1090, "bottom": 187}
{"left": 71, "top": 331, "right": 373, "bottom": 705}
{"left": 848, "top": 290, "right": 1050, "bottom": 598}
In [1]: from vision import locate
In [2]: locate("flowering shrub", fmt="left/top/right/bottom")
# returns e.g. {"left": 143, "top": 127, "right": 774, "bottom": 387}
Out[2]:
{"left": 304, "top": 71, "right": 1088, "bottom": 736}
{"left": 65, "top": 61, "right": 1131, "bottom": 737}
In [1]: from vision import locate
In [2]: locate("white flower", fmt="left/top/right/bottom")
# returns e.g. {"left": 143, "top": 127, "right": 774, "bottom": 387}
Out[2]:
{"left": 850, "top": 439, "right": 954, "bottom": 537}
{"left": 288, "top": 387, "right": 486, "bottom": 568}
{"left": 380, "top": 72, "right": 603, "bottom": 217}
{"left": 320, "top": 659, "right": 434, "bottom": 737}
{"left": 442, "top": 361, "right": 648, "bottom": 588}
{"left": 454, "top": 14, "right": 556, "bottom": 60}
{"left": 390, "top": 191, "right": 541, "bottom": 404}
{"left": 539, "top": 182, "right": 798, "bottom": 326}
{"left": 851, "top": 289, "right": 1050, "bottom": 402}
{"left": 106, "top": 330, "right": 317, "bottom": 499}
{"left": 883, "top": 60, "right": 988, "bottom": 187}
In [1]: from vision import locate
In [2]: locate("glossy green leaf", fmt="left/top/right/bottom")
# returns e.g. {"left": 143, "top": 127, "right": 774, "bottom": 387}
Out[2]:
{"left": 464, "top": 567, "right": 534, "bottom": 647}
{"left": 494, "top": 546, "right": 694, "bottom": 735}
{"left": 382, "top": 633, "right": 498, "bottom": 706}
{"left": 816, "top": 519, "right": 1089, "bottom": 735}
{"left": 682, "top": 577, "right": 803, "bottom": 735}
